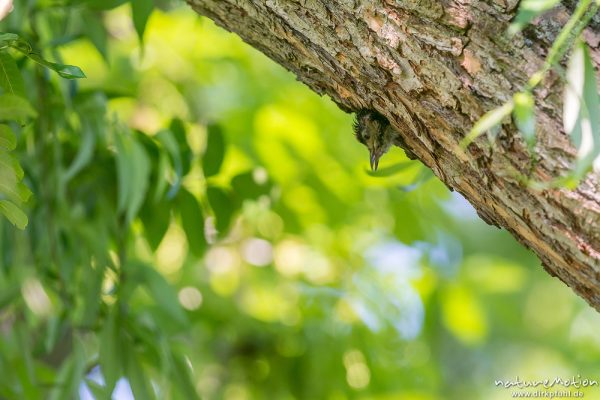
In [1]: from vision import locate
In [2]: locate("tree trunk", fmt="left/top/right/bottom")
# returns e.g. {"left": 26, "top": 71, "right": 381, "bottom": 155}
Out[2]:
{"left": 186, "top": 0, "right": 600, "bottom": 310}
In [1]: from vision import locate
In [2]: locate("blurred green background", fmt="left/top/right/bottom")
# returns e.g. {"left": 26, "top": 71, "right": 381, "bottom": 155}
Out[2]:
{"left": 0, "top": 1, "right": 599, "bottom": 399}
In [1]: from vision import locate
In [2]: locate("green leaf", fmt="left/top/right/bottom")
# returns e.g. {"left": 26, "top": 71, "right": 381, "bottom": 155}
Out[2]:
{"left": 564, "top": 40, "right": 600, "bottom": 175}
{"left": 0, "top": 151, "right": 22, "bottom": 180}
{"left": 9, "top": 38, "right": 85, "bottom": 78}
{"left": 0, "top": 124, "right": 16, "bottom": 150}
{"left": 131, "top": 0, "right": 155, "bottom": 43}
{"left": 14, "top": 323, "right": 38, "bottom": 399}
{"left": 231, "top": 169, "right": 272, "bottom": 200}
{"left": 85, "top": 379, "right": 111, "bottom": 399}
{"left": 0, "top": 200, "right": 27, "bottom": 229}
{"left": 460, "top": 101, "right": 514, "bottom": 148}
{"left": 126, "top": 347, "right": 156, "bottom": 400}
{"left": 509, "top": 0, "right": 560, "bottom": 34}
{"left": 82, "top": 9, "right": 109, "bottom": 61}
{"left": 152, "top": 152, "right": 169, "bottom": 202}
{"left": 44, "top": 317, "right": 61, "bottom": 354}
{"left": 140, "top": 196, "right": 171, "bottom": 250}
{"left": 0, "top": 94, "right": 37, "bottom": 120}
{"left": 0, "top": 51, "right": 25, "bottom": 97}
{"left": 0, "top": 180, "right": 31, "bottom": 205}
{"left": 79, "top": 270, "right": 104, "bottom": 328}
{"left": 176, "top": 188, "right": 206, "bottom": 257}
{"left": 0, "top": 285, "right": 19, "bottom": 309}
{"left": 99, "top": 307, "right": 122, "bottom": 394}
{"left": 170, "top": 118, "right": 191, "bottom": 175}
{"left": 115, "top": 132, "right": 131, "bottom": 213}
{"left": 207, "top": 185, "right": 235, "bottom": 236}
{"left": 48, "top": 338, "right": 86, "bottom": 400}
{"left": 26, "top": 52, "right": 86, "bottom": 79}
{"left": 138, "top": 262, "right": 187, "bottom": 325}
{"left": 156, "top": 129, "right": 183, "bottom": 198}
{"left": 171, "top": 354, "right": 200, "bottom": 400}
{"left": 513, "top": 91, "right": 536, "bottom": 150}
{"left": 115, "top": 130, "right": 151, "bottom": 222}
{"left": 202, "top": 124, "right": 225, "bottom": 177}
{"left": 63, "top": 123, "right": 96, "bottom": 183}
{"left": 85, "top": 0, "right": 129, "bottom": 10}
{"left": 128, "top": 139, "right": 151, "bottom": 222}
{"left": 0, "top": 33, "right": 19, "bottom": 47}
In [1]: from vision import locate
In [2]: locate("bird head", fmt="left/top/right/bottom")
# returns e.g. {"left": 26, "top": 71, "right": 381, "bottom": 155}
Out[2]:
{"left": 353, "top": 110, "right": 393, "bottom": 171}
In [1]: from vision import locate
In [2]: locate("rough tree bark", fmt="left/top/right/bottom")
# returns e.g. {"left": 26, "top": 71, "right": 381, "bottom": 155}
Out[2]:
{"left": 186, "top": 0, "right": 600, "bottom": 310}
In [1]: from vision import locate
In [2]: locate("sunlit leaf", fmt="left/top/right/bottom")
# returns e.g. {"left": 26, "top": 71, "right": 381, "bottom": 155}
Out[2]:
{"left": 0, "top": 175, "right": 31, "bottom": 205}
{"left": 564, "top": 40, "right": 600, "bottom": 175}
{"left": 513, "top": 91, "right": 536, "bottom": 150}
{"left": 176, "top": 188, "right": 206, "bottom": 257}
{"left": 0, "top": 51, "right": 25, "bottom": 97}
{"left": 0, "top": 94, "right": 36, "bottom": 120}
{"left": 202, "top": 124, "right": 225, "bottom": 177}
{"left": 0, "top": 124, "right": 16, "bottom": 150}
{"left": 0, "top": 199, "right": 27, "bottom": 229}
{"left": 0, "top": 33, "right": 19, "bottom": 47}
{"left": 461, "top": 101, "right": 514, "bottom": 148}
{"left": 0, "top": 151, "right": 22, "bottom": 180}
{"left": 0, "top": 179, "right": 32, "bottom": 205}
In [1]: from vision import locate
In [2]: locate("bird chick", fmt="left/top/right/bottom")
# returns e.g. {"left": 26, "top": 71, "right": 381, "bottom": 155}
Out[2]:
{"left": 353, "top": 110, "right": 397, "bottom": 171}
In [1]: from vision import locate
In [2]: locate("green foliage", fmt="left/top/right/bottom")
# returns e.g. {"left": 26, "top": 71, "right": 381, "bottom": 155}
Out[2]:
{"left": 131, "top": 0, "right": 155, "bottom": 43}
{"left": 202, "top": 124, "right": 225, "bottom": 177}
{"left": 460, "top": 101, "right": 514, "bottom": 148}
{"left": 464, "top": 0, "right": 600, "bottom": 189}
{"left": 509, "top": 0, "right": 561, "bottom": 34}
{"left": 0, "top": 2, "right": 598, "bottom": 400}
{"left": 0, "top": 51, "right": 26, "bottom": 97}
{"left": 513, "top": 91, "right": 536, "bottom": 150}
{"left": 564, "top": 40, "right": 600, "bottom": 178}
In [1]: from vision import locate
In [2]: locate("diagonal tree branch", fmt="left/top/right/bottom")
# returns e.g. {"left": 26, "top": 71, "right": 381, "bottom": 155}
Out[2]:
{"left": 187, "top": 0, "right": 600, "bottom": 310}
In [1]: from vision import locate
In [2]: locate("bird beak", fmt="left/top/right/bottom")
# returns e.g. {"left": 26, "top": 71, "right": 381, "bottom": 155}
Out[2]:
{"left": 370, "top": 151, "right": 380, "bottom": 171}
